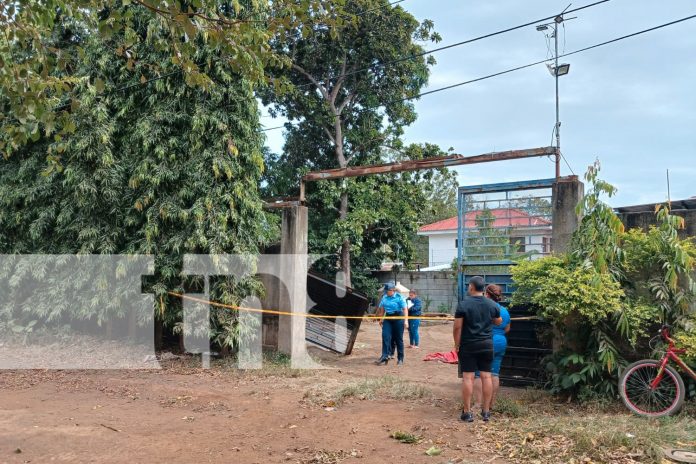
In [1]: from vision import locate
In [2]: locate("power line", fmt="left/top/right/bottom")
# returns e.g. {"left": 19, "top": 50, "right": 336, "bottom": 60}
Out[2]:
{"left": 260, "top": 124, "right": 288, "bottom": 132}
{"left": 301, "top": 0, "right": 612, "bottom": 89}
{"left": 396, "top": 12, "right": 696, "bottom": 103}
{"left": 263, "top": 12, "right": 696, "bottom": 132}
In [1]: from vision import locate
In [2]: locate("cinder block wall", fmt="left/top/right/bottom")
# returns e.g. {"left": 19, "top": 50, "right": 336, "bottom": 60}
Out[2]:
{"left": 373, "top": 271, "right": 458, "bottom": 314}
{"left": 617, "top": 210, "right": 696, "bottom": 238}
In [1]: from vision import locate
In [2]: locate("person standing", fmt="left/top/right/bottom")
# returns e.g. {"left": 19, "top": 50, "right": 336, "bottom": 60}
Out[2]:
{"left": 453, "top": 276, "right": 502, "bottom": 422}
{"left": 406, "top": 290, "right": 423, "bottom": 349}
{"left": 473, "top": 284, "right": 511, "bottom": 410}
{"left": 375, "top": 282, "right": 407, "bottom": 366}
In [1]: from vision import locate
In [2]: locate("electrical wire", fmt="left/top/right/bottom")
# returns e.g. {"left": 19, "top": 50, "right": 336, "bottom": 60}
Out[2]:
{"left": 394, "top": 12, "right": 696, "bottom": 103}
{"left": 312, "top": 0, "right": 612, "bottom": 87}
{"left": 561, "top": 153, "right": 576, "bottom": 175}
{"left": 94, "top": 0, "right": 608, "bottom": 98}
{"left": 263, "top": 12, "right": 696, "bottom": 136}
{"left": 260, "top": 124, "right": 288, "bottom": 132}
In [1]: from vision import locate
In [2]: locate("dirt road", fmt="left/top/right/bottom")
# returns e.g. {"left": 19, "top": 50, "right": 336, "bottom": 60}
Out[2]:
{"left": 0, "top": 322, "right": 511, "bottom": 464}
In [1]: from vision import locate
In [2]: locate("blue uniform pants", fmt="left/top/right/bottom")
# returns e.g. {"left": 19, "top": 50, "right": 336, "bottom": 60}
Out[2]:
{"left": 381, "top": 316, "right": 404, "bottom": 362}
{"left": 408, "top": 318, "right": 421, "bottom": 346}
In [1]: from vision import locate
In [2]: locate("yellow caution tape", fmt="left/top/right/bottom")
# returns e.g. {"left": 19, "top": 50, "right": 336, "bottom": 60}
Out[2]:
{"left": 166, "top": 291, "right": 541, "bottom": 322}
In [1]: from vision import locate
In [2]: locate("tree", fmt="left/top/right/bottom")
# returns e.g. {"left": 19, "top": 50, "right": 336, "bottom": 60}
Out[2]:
{"left": 0, "top": 9, "right": 274, "bottom": 349}
{"left": 462, "top": 209, "right": 510, "bottom": 262}
{"left": 264, "top": 140, "right": 456, "bottom": 293}
{"left": 261, "top": 0, "right": 441, "bottom": 286}
{"left": 0, "top": 0, "right": 348, "bottom": 160}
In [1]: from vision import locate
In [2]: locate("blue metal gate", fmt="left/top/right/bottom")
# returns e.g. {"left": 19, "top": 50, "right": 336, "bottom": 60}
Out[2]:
{"left": 457, "top": 178, "right": 556, "bottom": 386}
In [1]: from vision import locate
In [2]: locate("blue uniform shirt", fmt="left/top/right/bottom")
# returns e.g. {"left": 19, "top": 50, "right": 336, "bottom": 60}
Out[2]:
{"left": 379, "top": 293, "right": 406, "bottom": 315}
{"left": 492, "top": 304, "right": 511, "bottom": 353}
{"left": 407, "top": 297, "right": 422, "bottom": 316}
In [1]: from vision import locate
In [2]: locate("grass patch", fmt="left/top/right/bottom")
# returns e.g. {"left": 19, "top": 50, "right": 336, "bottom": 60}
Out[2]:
{"left": 333, "top": 376, "right": 432, "bottom": 404}
{"left": 305, "top": 375, "right": 432, "bottom": 406}
{"left": 492, "top": 397, "right": 528, "bottom": 418}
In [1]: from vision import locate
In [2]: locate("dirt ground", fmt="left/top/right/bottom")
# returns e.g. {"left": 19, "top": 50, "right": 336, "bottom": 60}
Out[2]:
{"left": 0, "top": 321, "right": 523, "bottom": 464}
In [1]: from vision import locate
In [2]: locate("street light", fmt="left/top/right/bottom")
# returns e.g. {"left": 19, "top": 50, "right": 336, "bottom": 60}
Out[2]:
{"left": 546, "top": 63, "right": 570, "bottom": 77}
{"left": 537, "top": 13, "right": 575, "bottom": 162}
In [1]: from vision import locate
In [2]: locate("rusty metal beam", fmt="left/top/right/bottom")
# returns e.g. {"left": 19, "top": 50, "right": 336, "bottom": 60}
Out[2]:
{"left": 299, "top": 146, "right": 560, "bottom": 201}
{"left": 264, "top": 201, "right": 302, "bottom": 210}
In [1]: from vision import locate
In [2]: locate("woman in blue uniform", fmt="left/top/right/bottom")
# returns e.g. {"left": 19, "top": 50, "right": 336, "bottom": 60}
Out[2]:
{"left": 473, "top": 284, "right": 511, "bottom": 409}
{"left": 406, "top": 290, "right": 423, "bottom": 349}
{"left": 375, "top": 282, "right": 407, "bottom": 365}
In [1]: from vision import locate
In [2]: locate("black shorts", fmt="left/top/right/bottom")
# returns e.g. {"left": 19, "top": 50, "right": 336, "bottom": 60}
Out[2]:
{"left": 458, "top": 340, "right": 494, "bottom": 377}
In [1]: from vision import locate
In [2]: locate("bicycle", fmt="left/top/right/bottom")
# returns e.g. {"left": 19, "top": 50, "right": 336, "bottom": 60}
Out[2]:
{"left": 619, "top": 325, "right": 695, "bottom": 417}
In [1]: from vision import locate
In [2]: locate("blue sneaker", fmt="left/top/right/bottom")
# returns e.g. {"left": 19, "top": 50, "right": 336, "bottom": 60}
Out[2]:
{"left": 481, "top": 411, "right": 491, "bottom": 422}
{"left": 460, "top": 411, "right": 474, "bottom": 422}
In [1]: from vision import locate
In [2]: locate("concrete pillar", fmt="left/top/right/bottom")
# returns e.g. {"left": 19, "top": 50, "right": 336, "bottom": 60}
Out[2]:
{"left": 552, "top": 176, "right": 584, "bottom": 254}
{"left": 278, "top": 205, "right": 320, "bottom": 368}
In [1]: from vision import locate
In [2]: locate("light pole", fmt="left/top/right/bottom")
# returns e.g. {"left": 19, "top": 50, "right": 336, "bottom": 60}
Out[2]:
{"left": 537, "top": 14, "right": 572, "bottom": 177}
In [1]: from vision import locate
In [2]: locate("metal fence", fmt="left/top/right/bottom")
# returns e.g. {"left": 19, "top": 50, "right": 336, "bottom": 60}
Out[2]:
{"left": 457, "top": 178, "right": 556, "bottom": 299}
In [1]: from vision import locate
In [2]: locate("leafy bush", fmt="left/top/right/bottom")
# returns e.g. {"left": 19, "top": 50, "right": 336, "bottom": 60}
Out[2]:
{"left": 512, "top": 257, "right": 624, "bottom": 325}
{"left": 511, "top": 161, "right": 696, "bottom": 399}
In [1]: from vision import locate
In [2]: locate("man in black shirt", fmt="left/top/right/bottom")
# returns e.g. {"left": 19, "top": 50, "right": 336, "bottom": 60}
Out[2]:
{"left": 453, "top": 276, "right": 502, "bottom": 422}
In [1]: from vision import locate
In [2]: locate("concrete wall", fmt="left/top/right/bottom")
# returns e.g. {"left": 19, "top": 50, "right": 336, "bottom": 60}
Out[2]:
{"left": 552, "top": 176, "right": 584, "bottom": 253}
{"left": 373, "top": 270, "right": 458, "bottom": 313}
{"left": 618, "top": 210, "right": 696, "bottom": 239}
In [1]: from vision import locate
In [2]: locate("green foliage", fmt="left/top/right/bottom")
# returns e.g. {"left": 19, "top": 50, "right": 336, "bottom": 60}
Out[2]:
{"left": 463, "top": 209, "right": 510, "bottom": 261}
{"left": 570, "top": 160, "right": 625, "bottom": 276}
{"left": 259, "top": 0, "right": 442, "bottom": 289}
{"left": 0, "top": 10, "right": 274, "bottom": 349}
{"left": 0, "top": 0, "right": 350, "bottom": 159}
{"left": 511, "top": 258, "right": 624, "bottom": 325}
{"left": 391, "top": 431, "right": 421, "bottom": 444}
{"left": 512, "top": 160, "right": 696, "bottom": 399}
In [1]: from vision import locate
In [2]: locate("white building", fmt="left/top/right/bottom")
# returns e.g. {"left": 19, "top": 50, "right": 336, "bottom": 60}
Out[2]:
{"left": 417, "top": 208, "right": 552, "bottom": 266}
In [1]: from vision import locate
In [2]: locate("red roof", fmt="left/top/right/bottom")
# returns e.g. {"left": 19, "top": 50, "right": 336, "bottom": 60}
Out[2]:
{"left": 418, "top": 208, "right": 551, "bottom": 233}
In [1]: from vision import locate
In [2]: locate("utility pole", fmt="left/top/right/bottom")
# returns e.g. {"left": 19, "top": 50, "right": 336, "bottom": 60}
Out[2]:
{"left": 554, "top": 16, "right": 561, "bottom": 153}
{"left": 537, "top": 9, "right": 573, "bottom": 179}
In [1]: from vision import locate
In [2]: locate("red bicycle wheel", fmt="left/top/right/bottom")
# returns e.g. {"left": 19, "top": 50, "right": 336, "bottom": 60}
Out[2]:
{"left": 619, "top": 360, "right": 685, "bottom": 417}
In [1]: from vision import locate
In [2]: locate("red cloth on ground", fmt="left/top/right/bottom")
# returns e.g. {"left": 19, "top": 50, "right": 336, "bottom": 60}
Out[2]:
{"left": 423, "top": 350, "right": 458, "bottom": 364}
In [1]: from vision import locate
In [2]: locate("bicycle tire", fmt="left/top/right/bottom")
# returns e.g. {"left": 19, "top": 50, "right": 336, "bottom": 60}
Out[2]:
{"left": 619, "top": 359, "right": 685, "bottom": 417}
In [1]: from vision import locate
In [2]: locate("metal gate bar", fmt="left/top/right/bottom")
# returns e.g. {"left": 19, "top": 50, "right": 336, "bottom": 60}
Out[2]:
{"left": 457, "top": 178, "right": 556, "bottom": 299}
{"left": 457, "top": 178, "right": 557, "bottom": 387}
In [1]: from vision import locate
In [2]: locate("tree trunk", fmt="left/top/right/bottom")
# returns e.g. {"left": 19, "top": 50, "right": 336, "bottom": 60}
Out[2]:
{"left": 339, "top": 189, "right": 351, "bottom": 288}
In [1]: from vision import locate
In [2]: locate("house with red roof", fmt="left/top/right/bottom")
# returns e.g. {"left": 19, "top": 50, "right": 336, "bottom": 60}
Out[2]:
{"left": 417, "top": 208, "right": 552, "bottom": 267}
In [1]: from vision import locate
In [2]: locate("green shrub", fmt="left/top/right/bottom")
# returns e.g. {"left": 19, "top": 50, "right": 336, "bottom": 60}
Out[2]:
{"left": 511, "top": 161, "right": 696, "bottom": 399}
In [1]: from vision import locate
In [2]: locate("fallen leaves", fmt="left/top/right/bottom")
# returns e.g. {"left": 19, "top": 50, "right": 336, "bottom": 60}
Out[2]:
{"left": 391, "top": 430, "right": 421, "bottom": 444}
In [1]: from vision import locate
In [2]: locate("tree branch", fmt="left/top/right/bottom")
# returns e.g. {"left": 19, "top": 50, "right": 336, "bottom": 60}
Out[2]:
{"left": 323, "top": 126, "right": 336, "bottom": 145}
{"left": 291, "top": 63, "right": 330, "bottom": 101}
{"left": 337, "top": 92, "right": 356, "bottom": 115}
{"left": 329, "top": 53, "right": 349, "bottom": 105}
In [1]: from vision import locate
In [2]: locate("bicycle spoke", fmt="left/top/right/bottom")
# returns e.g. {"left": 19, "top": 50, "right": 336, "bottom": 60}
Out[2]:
{"left": 623, "top": 363, "right": 679, "bottom": 414}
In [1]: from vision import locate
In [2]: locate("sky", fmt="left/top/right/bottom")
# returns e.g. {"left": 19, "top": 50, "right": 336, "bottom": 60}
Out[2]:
{"left": 262, "top": 0, "right": 696, "bottom": 207}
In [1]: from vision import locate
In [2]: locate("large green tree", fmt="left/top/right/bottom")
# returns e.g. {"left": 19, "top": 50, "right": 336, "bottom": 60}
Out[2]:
{"left": 0, "top": 0, "right": 349, "bottom": 160}
{"left": 261, "top": 0, "right": 441, "bottom": 287}
{"left": 264, "top": 141, "right": 457, "bottom": 293}
{"left": 0, "top": 9, "right": 274, "bottom": 348}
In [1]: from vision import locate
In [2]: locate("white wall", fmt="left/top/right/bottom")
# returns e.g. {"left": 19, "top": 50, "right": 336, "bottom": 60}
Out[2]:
{"left": 422, "top": 227, "right": 552, "bottom": 265}
{"left": 425, "top": 232, "right": 457, "bottom": 266}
